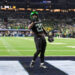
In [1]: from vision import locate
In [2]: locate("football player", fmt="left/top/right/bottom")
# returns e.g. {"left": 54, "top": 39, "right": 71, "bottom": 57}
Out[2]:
{"left": 28, "top": 10, "right": 53, "bottom": 68}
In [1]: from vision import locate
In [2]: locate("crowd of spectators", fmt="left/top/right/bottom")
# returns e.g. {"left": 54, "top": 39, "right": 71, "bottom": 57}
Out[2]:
{"left": 0, "top": 10, "right": 75, "bottom": 38}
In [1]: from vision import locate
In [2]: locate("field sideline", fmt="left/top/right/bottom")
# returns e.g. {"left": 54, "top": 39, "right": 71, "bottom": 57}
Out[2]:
{"left": 0, "top": 37, "right": 75, "bottom": 56}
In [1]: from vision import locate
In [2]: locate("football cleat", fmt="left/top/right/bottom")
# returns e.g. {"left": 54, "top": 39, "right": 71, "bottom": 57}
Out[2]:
{"left": 40, "top": 63, "right": 47, "bottom": 69}
{"left": 30, "top": 60, "right": 35, "bottom": 68}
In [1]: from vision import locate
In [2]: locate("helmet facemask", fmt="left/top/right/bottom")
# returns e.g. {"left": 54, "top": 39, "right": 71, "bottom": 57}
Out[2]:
{"left": 30, "top": 11, "right": 39, "bottom": 21}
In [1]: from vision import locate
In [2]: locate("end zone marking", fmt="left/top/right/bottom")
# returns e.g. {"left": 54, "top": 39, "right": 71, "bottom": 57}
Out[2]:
{"left": 0, "top": 61, "right": 29, "bottom": 75}
{"left": 46, "top": 60, "right": 75, "bottom": 75}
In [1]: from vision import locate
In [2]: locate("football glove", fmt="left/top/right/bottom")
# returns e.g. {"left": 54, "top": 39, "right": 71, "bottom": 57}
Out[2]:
{"left": 48, "top": 35, "right": 54, "bottom": 42}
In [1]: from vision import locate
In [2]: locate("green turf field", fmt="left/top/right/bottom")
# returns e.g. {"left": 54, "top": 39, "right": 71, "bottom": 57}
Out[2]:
{"left": 0, "top": 37, "right": 75, "bottom": 56}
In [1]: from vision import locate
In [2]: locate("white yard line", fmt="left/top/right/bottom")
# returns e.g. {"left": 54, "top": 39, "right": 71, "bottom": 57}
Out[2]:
{"left": 17, "top": 37, "right": 34, "bottom": 41}
{"left": 67, "top": 46, "right": 75, "bottom": 48}
{"left": 55, "top": 37, "right": 75, "bottom": 40}
{"left": 48, "top": 42, "right": 66, "bottom": 45}
{"left": 18, "top": 37, "right": 67, "bottom": 45}
{"left": 0, "top": 50, "right": 75, "bottom": 52}
{"left": 0, "top": 55, "right": 75, "bottom": 56}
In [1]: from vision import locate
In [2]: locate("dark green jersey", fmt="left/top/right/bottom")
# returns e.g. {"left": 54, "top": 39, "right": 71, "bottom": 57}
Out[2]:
{"left": 31, "top": 21, "right": 44, "bottom": 34}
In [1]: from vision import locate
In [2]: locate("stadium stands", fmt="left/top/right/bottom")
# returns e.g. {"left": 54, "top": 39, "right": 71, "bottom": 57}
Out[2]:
{"left": 0, "top": 10, "right": 75, "bottom": 37}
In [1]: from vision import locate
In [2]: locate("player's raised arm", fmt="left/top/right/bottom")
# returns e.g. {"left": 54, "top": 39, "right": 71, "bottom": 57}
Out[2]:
{"left": 28, "top": 22, "right": 34, "bottom": 29}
